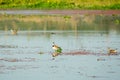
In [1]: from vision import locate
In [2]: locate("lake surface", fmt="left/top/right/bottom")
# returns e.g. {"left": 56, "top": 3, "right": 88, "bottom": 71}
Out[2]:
{"left": 0, "top": 11, "right": 120, "bottom": 80}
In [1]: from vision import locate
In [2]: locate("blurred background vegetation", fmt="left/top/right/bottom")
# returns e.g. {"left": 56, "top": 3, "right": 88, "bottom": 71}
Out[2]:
{"left": 0, "top": 14, "right": 120, "bottom": 33}
{"left": 0, "top": 0, "right": 120, "bottom": 9}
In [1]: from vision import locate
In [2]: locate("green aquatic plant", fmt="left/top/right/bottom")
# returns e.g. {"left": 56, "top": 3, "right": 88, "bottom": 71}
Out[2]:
{"left": 63, "top": 15, "right": 71, "bottom": 22}
{"left": 115, "top": 19, "right": 120, "bottom": 24}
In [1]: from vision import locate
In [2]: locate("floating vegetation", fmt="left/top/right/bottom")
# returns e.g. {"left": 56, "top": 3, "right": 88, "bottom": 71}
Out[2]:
{"left": 97, "top": 58, "right": 106, "bottom": 61}
{"left": 63, "top": 15, "right": 72, "bottom": 22}
{"left": 38, "top": 51, "right": 44, "bottom": 54}
{"left": 115, "top": 19, "right": 120, "bottom": 24}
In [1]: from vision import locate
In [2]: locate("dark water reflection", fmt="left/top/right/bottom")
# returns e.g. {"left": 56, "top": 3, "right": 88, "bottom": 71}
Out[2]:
{"left": 0, "top": 14, "right": 120, "bottom": 32}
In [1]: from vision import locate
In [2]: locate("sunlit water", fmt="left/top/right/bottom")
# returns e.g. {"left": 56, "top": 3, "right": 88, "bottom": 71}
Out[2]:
{"left": 0, "top": 30, "right": 120, "bottom": 80}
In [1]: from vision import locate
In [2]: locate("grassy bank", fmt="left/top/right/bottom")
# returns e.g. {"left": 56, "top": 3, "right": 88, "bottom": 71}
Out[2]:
{"left": 0, "top": 0, "right": 120, "bottom": 10}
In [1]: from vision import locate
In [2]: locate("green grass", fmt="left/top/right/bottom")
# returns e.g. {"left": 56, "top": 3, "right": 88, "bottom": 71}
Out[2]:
{"left": 0, "top": 0, "right": 120, "bottom": 9}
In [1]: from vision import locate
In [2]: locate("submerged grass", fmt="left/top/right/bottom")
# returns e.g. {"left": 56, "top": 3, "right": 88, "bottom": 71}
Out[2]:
{"left": 0, "top": 0, "right": 120, "bottom": 9}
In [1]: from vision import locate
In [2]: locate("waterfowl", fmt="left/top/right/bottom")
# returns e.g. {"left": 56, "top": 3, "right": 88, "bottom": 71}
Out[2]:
{"left": 52, "top": 52, "right": 59, "bottom": 57}
{"left": 108, "top": 48, "right": 117, "bottom": 55}
{"left": 11, "top": 29, "right": 18, "bottom": 35}
{"left": 52, "top": 42, "right": 62, "bottom": 57}
{"left": 52, "top": 42, "right": 62, "bottom": 53}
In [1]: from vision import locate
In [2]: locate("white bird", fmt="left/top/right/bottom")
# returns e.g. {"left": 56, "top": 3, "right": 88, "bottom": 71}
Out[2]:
{"left": 11, "top": 29, "right": 18, "bottom": 35}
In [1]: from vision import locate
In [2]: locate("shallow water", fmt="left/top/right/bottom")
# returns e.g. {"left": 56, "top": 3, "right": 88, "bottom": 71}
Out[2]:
{"left": 0, "top": 13, "right": 120, "bottom": 80}
{"left": 0, "top": 30, "right": 120, "bottom": 80}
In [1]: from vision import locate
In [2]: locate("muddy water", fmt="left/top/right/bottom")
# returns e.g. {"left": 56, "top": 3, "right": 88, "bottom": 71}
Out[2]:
{"left": 0, "top": 11, "right": 120, "bottom": 80}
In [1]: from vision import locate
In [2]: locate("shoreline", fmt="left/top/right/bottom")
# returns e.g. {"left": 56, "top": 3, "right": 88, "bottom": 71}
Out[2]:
{"left": 0, "top": 10, "right": 120, "bottom": 15}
